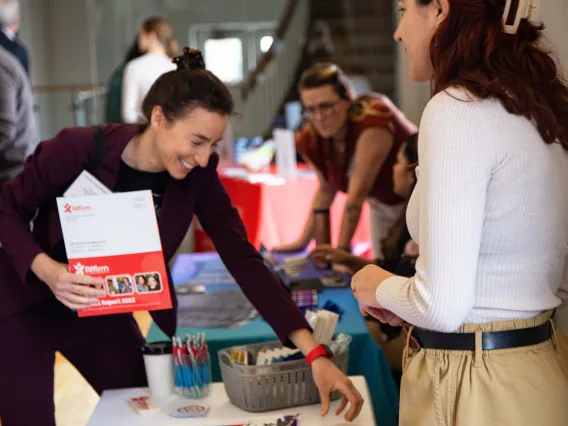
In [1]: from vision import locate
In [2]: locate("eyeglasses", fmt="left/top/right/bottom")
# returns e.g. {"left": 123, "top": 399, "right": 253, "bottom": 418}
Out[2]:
{"left": 302, "top": 100, "right": 341, "bottom": 119}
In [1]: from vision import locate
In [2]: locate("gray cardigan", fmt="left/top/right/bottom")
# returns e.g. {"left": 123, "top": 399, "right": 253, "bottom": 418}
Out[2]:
{"left": 0, "top": 45, "right": 37, "bottom": 187}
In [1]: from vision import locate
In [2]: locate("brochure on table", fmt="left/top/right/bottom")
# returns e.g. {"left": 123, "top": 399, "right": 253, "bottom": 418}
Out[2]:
{"left": 57, "top": 171, "right": 171, "bottom": 317}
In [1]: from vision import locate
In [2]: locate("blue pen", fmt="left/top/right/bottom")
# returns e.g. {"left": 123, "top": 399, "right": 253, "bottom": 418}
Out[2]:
{"left": 179, "top": 337, "right": 193, "bottom": 395}
{"left": 187, "top": 336, "right": 201, "bottom": 396}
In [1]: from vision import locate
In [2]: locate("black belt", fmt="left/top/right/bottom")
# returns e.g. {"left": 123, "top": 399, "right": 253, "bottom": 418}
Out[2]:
{"left": 403, "top": 321, "right": 552, "bottom": 352}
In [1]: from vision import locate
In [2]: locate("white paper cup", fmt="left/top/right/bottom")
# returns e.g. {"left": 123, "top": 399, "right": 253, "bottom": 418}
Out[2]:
{"left": 142, "top": 341, "right": 174, "bottom": 399}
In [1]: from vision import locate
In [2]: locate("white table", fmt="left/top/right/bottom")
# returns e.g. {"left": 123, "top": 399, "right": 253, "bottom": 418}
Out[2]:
{"left": 87, "top": 376, "right": 376, "bottom": 426}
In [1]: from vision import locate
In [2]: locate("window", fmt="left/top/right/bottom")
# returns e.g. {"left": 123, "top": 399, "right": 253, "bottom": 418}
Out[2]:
{"left": 192, "top": 24, "right": 277, "bottom": 85}
{"left": 260, "top": 35, "right": 274, "bottom": 53}
{"left": 204, "top": 38, "right": 244, "bottom": 84}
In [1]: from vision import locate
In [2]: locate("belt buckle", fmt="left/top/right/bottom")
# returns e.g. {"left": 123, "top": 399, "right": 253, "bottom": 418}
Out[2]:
{"left": 402, "top": 324, "right": 421, "bottom": 352}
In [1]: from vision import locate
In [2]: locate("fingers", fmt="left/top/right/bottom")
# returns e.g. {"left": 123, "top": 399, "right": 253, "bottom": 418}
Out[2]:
{"left": 364, "top": 306, "right": 385, "bottom": 321}
{"left": 381, "top": 310, "right": 397, "bottom": 324}
{"left": 57, "top": 292, "right": 99, "bottom": 310}
{"left": 309, "top": 245, "right": 333, "bottom": 259}
{"left": 389, "top": 316, "right": 404, "bottom": 326}
{"left": 52, "top": 280, "right": 106, "bottom": 310}
{"left": 69, "top": 283, "right": 106, "bottom": 298}
{"left": 332, "top": 264, "right": 354, "bottom": 275}
{"left": 59, "top": 272, "right": 104, "bottom": 287}
{"left": 308, "top": 249, "right": 328, "bottom": 259}
{"left": 334, "top": 378, "right": 364, "bottom": 422}
{"left": 335, "top": 395, "right": 348, "bottom": 416}
{"left": 365, "top": 306, "right": 404, "bottom": 326}
{"left": 56, "top": 298, "right": 95, "bottom": 311}
{"left": 55, "top": 281, "right": 106, "bottom": 298}
{"left": 319, "top": 383, "right": 331, "bottom": 417}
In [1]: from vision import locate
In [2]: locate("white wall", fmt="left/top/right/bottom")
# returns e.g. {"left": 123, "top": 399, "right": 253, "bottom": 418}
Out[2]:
{"left": 540, "top": 0, "right": 568, "bottom": 76}
{"left": 16, "top": 0, "right": 285, "bottom": 138}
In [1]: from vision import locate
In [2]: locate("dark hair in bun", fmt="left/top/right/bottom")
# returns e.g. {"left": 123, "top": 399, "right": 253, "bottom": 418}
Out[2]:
{"left": 141, "top": 46, "right": 233, "bottom": 125}
{"left": 173, "top": 47, "right": 206, "bottom": 71}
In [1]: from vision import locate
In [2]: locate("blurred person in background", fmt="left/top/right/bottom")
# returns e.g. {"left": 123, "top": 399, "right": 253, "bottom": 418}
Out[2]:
{"left": 121, "top": 16, "right": 178, "bottom": 123}
{"left": 274, "top": 63, "right": 417, "bottom": 260}
{"left": 105, "top": 37, "right": 144, "bottom": 123}
{"left": 310, "top": 133, "right": 418, "bottom": 350}
{"left": 0, "top": 45, "right": 37, "bottom": 188}
{"left": 0, "top": 0, "right": 29, "bottom": 76}
{"left": 310, "top": 133, "right": 418, "bottom": 279}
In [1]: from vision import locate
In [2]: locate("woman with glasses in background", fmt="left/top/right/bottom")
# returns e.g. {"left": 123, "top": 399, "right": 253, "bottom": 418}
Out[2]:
{"left": 274, "top": 63, "right": 417, "bottom": 260}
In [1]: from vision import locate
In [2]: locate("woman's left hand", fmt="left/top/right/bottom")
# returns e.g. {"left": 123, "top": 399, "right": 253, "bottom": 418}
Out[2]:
{"left": 361, "top": 305, "right": 404, "bottom": 326}
{"left": 311, "top": 357, "right": 364, "bottom": 422}
{"left": 351, "top": 264, "right": 394, "bottom": 308}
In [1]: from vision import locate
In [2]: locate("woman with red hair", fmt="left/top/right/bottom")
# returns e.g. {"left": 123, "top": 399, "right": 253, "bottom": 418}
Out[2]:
{"left": 351, "top": 0, "right": 568, "bottom": 424}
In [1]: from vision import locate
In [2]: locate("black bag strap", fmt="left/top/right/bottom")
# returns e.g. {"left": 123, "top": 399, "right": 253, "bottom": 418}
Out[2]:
{"left": 86, "top": 126, "right": 106, "bottom": 173}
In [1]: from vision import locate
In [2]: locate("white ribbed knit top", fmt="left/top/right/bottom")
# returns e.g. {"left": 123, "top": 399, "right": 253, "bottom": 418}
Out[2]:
{"left": 376, "top": 87, "right": 568, "bottom": 332}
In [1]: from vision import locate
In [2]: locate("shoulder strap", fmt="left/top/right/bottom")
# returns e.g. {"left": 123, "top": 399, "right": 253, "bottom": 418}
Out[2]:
{"left": 86, "top": 126, "right": 106, "bottom": 173}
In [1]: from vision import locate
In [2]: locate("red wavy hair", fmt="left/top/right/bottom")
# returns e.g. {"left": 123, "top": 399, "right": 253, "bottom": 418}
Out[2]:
{"left": 422, "top": 0, "right": 568, "bottom": 150}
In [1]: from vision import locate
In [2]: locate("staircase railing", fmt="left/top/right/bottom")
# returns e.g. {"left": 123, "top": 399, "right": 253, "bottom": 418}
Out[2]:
{"left": 33, "top": 84, "right": 107, "bottom": 139}
{"left": 234, "top": 0, "right": 310, "bottom": 138}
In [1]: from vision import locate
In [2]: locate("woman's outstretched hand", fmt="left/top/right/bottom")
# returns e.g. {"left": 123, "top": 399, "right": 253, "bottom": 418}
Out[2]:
{"left": 311, "top": 357, "right": 364, "bottom": 422}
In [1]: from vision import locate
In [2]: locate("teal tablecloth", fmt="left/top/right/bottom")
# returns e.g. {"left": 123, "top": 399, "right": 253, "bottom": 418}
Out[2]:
{"left": 147, "top": 253, "right": 399, "bottom": 426}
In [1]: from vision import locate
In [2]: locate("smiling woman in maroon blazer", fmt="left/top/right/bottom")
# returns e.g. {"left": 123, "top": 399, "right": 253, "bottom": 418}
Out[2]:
{"left": 0, "top": 48, "right": 363, "bottom": 426}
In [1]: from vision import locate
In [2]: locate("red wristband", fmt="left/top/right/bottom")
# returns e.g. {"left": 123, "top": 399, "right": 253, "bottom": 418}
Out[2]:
{"left": 305, "top": 344, "right": 333, "bottom": 367}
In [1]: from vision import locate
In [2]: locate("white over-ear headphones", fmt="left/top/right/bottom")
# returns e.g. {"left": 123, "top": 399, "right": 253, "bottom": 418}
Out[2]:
{"left": 502, "top": 0, "right": 541, "bottom": 34}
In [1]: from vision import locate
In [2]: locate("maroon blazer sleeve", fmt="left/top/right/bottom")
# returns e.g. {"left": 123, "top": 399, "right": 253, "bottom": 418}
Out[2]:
{"left": 0, "top": 127, "right": 93, "bottom": 285}
{"left": 195, "top": 155, "right": 310, "bottom": 347}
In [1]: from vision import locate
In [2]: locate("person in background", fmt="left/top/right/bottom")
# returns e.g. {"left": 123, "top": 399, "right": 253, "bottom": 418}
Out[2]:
{"left": 310, "top": 133, "right": 418, "bottom": 278}
{"left": 121, "top": 16, "right": 178, "bottom": 123}
{"left": 310, "top": 133, "right": 418, "bottom": 351}
{"left": 105, "top": 37, "right": 144, "bottom": 123}
{"left": 0, "top": 45, "right": 37, "bottom": 188}
{"left": 0, "top": 48, "right": 363, "bottom": 425}
{"left": 352, "top": 1, "right": 568, "bottom": 425}
{"left": 0, "top": 0, "right": 29, "bottom": 76}
{"left": 273, "top": 63, "right": 417, "bottom": 259}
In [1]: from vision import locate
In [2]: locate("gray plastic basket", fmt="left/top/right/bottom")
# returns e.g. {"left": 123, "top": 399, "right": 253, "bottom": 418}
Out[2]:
{"left": 218, "top": 340, "right": 349, "bottom": 413}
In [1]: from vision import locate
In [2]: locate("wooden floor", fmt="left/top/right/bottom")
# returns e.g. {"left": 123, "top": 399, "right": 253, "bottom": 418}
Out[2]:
{"left": 51, "top": 311, "right": 152, "bottom": 426}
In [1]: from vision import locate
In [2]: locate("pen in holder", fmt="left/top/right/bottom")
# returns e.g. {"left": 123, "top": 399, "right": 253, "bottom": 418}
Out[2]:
{"left": 173, "top": 333, "right": 211, "bottom": 399}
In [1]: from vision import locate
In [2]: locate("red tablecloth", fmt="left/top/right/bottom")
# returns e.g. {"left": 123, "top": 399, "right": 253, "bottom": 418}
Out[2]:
{"left": 195, "top": 169, "right": 372, "bottom": 256}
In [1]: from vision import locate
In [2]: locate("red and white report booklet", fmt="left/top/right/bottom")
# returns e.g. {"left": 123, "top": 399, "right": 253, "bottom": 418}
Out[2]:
{"left": 56, "top": 184, "right": 171, "bottom": 317}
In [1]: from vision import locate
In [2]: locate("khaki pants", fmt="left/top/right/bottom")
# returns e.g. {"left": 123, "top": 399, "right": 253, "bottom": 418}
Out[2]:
{"left": 400, "top": 311, "right": 568, "bottom": 426}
